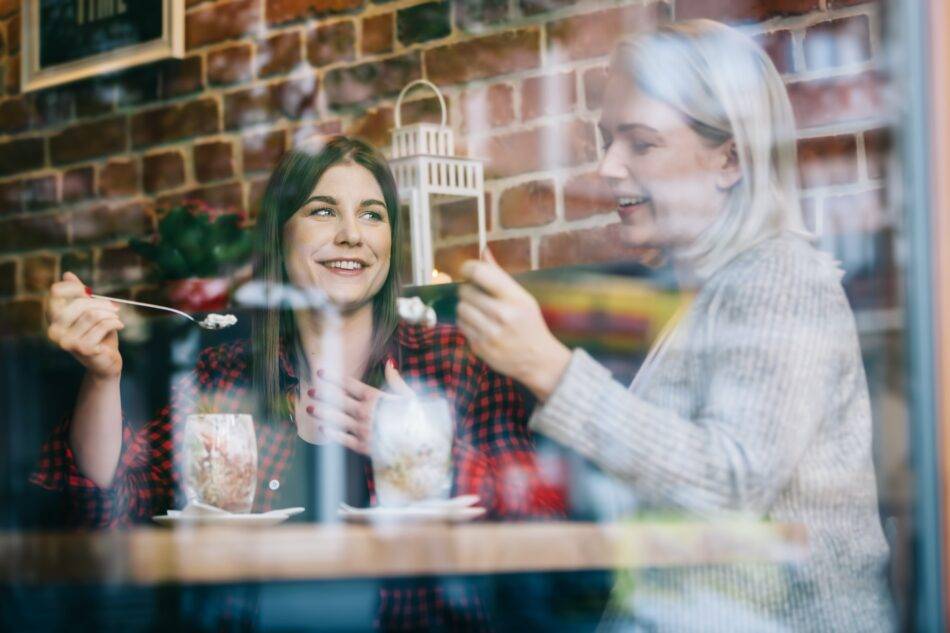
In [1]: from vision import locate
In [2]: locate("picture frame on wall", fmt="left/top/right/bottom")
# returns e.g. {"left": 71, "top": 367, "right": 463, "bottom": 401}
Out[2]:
{"left": 21, "top": 0, "right": 185, "bottom": 93}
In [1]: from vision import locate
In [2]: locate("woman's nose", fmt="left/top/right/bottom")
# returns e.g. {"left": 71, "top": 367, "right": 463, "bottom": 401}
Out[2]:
{"left": 334, "top": 215, "right": 362, "bottom": 245}
{"left": 597, "top": 143, "right": 628, "bottom": 182}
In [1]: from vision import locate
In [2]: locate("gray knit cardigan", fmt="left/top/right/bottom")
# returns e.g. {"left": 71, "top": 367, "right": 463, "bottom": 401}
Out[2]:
{"left": 530, "top": 233, "right": 895, "bottom": 632}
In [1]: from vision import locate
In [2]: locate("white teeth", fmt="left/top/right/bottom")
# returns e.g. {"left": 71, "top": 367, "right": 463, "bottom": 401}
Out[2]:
{"left": 618, "top": 196, "right": 648, "bottom": 206}
{"left": 326, "top": 260, "right": 364, "bottom": 270}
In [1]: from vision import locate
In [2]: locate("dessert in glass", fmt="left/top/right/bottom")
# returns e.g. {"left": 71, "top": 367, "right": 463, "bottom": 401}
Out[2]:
{"left": 184, "top": 413, "right": 258, "bottom": 513}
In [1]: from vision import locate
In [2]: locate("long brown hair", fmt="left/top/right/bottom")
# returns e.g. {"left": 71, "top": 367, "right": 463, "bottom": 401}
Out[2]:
{"left": 251, "top": 136, "right": 403, "bottom": 424}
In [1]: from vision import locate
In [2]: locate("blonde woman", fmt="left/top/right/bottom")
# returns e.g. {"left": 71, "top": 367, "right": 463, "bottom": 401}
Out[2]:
{"left": 458, "top": 20, "right": 894, "bottom": 632}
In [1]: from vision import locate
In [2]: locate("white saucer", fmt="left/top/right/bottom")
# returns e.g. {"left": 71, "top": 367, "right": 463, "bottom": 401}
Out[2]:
{"left": 338, "top": 495, "right": 485, "bottom": 523}
{"left": 152, "top": 506, "right": 304, "bottom": 527}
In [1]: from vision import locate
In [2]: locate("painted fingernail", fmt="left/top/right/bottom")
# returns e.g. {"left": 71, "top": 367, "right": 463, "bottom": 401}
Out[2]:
{"left": 386, "top": 358, "right": 395, "bottom": 369}
{"left": 306, "top": 405, "right": 314, "bottom": 415}
{"left": 84, "top": 286, "right": 93, "bottom": 297}
{"left": 307, "top": 388, "right": 315, "bottom": 398}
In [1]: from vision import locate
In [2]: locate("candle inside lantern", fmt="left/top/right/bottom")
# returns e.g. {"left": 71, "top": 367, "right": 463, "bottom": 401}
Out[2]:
{"left": 431, "top": 269, "right": 453, "bottom": 285}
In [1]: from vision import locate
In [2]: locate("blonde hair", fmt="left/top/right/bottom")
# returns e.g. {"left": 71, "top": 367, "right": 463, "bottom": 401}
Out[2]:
{"left": 611, "top": 19, "right": 809, "bottom": 278}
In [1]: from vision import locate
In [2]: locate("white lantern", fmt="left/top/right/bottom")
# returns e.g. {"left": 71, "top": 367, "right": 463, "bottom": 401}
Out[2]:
{"left": 390, "top": 79, "right": 487, "bottom": 286}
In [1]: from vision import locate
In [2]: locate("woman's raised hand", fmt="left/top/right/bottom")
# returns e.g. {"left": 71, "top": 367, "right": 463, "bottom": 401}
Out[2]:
{"left": 457, "top": 250, "right": 572, "bottom": 402}
{"left": 46, "top": 272, "right": 124, "bottom": 379}
{"left": 304, "top": 361, "right": 414, "bottom": 455}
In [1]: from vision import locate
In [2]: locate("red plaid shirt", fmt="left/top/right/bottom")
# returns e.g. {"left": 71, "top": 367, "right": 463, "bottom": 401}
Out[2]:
{"left": 31, "top": 321, "right": 566, "bottom": 630}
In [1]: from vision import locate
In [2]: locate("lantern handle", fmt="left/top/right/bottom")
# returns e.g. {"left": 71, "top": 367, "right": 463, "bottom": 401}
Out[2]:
{"left": 395, "top": 79, "right": 448, "bottom": 129}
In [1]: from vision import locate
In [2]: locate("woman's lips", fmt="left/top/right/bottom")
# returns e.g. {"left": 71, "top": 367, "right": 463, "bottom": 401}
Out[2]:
{"left": 616, "top": 196, "right": 651, "bottom": 222}
{"left": 320, "top": 259, "right": 369, "bottom": 277}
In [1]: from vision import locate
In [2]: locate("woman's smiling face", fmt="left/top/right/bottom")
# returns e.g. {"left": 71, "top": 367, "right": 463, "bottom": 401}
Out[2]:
{"left": 282, "top": 162, "right": 392, "bottom": 312}
{"left": 597, "top": 72, "right": 738, "bottom": 252}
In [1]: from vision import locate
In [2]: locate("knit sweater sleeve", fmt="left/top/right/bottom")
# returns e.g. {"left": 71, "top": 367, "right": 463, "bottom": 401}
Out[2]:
{"left": 529, "top": 247, "right": 849, "bottom": 516}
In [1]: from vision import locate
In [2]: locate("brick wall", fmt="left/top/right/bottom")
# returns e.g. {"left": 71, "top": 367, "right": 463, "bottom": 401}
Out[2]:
{"left": 0, "top": 0, "right": 892, "bottom": 336}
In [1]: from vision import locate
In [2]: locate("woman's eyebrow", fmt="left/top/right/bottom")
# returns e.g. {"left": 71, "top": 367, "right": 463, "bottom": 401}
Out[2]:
{"left": 303, "top": 195, "right": 336, "bottom": 206}
{"left": 360, "top": 199, "right": 386, "bottom": 208}
{"left": 617, "top": 122, "right": 660, "bottom": 134}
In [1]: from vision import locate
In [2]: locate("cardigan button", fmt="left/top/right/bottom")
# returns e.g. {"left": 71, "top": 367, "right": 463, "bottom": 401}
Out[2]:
{"left": 268, "top": 479, "right": 280, "bottom": 491}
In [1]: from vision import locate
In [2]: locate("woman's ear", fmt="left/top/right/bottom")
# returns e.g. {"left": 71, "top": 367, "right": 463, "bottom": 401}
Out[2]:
{"left": 715, "top": 139, "right": 741, "bottom": 191}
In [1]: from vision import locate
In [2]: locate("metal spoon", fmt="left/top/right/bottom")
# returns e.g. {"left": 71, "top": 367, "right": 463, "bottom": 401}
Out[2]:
{"left": 89, "top": 293, "right": 237, "bottom": 330}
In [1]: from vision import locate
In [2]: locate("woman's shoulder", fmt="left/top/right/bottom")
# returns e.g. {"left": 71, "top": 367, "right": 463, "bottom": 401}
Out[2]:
{"left": 715, "top": 232, "right": 843, "bottom": 293}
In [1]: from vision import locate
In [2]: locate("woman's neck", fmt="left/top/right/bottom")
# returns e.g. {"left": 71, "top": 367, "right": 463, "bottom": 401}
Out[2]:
{"left": 294, "top": 302, "right": 375, "bottom": 385}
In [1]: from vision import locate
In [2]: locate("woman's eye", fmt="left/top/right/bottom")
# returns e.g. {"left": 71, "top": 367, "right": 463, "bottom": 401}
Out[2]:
{"left": 631, "top": 140, "right": 654, "bottom": 154}
{"left": 360, "top": 210, "right": 385, "bottom": 222}
{"left": 308, "top": 207, "right": 335, "bottom": 217}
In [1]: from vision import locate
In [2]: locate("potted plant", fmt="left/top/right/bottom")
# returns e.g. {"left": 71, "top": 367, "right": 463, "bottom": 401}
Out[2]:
{"left": 130, "top": 201, "right": 253, "bottom": 312}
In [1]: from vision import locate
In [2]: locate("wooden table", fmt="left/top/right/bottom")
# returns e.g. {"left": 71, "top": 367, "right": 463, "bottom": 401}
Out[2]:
{"left": 2, "top": 521, "right": 807, "bottom": 586}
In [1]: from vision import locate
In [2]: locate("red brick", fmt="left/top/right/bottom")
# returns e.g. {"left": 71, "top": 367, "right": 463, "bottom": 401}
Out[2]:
{"left": 547, "top": 4, "right": 669, "bottom": 64}
{"left": 362, "top": 14, "right": 393, "bottom": 56}
{"left": 0, "top": 260, "right": 14, "bottom": 297}
{"left": 208, "top": 44, "right": 253, "bottom": 86}
{"left": 797, "top": 135, "right": 858, "bottom": 189}
{"left": 582, "top": 67, "right": 608, "bottom": 111}
{"left": 827, "top": 0, "right": 875, "bottom": 6}
{"left": 194, "top": 141, "right": 235, "bottom": 182}
{"left": 61, "top": 250, "right": 94, "bottom": 282}
{"left": 539, "top": 224, "right": 631, "bottom": 268}
{"left": 0, "top": 137, "right": 43, "bottom": 177}
{"left": 456, "top": 0, "right": 506, "bottom": 31}
{"left": 675, "top": 0, "right": 817, "bottom": 22}
{"left": 755, "top": 30, "right": 794, "bottom": 75}
{"left": 803, "top": 15, "right": 872, "bottom": 71}
{"left": 99, "top": 160, "right": 139, "bottom": 198}
{"left": 63, "top": 167, "right": 95, "bottom": 203}
{"left": 243, "top": 130, "right": 287, "bottom": 174}
{"left": 22, "top": 175, "right": 58, "bottom": 211}
{"left": 460, "top": 84, "right": 514, "bottom": 134}
{"left": 864, "top": 128, "right": 891, "bottom": 181}
{"left": 426, "top": 30, "right": 540, "bottom": 86}
{"left": 131, "top": 99, "right": 219, "bottom": 148}
{"left": 162, "top": 182, "right": 245, "bottom": 214}
{"left": 500, "top": 180, "right": 555, "bottom": 228}
{"left": 823, "top": 188, "right": 887, "bottom": 234}
{"left": 23, "top": 253, "right": 57, "bottom": 293}
{"left": 787, "top": 72, "right": 888, "bottom": 129}
{"left": 267, "top": 0, "right": 364, "bottom": 25}
{"left": 0, "top": 179, "right": 22, "bottom": 215}
{"left": 0, "top": 214, "right": 69, "bottom": 253}
{"left": 307, "top": 21, "right": 356, "bottom": 68}
{"left": 519, "top": 0, "right": 573, "bottom": 15}
{"left": 564, "top": 171, "right": 614, "bottom": 220}
{"left": 344, "top": 106, "right": 393, "bottom": 148}
{"left": 6, "top": 54, "right": 20, "bottom": 95}
{"left": 161, "top": 56, "right": 204, "bottom": 98}
{"left": 186, "top": 0, "right": 261, "bottom": 50}
{"left": 400, "top": 95, "right": 452, "bottom": 126}
{"left": 71, "top": 204, "right": 154, "bottom": 246}
{"left": 0, "top": 299, "right": 43, "bottom": 338}
{"left": 522, "top": 72, "right": 576, "bottom": 120}
{"left": 50, "top": 117, "right": 126, "bottom": 166}
{"left": 97, "top": 246, "right": 145, "bottom": 288}
{"left": 224, "top": 77, "right": 319, "bottom": 129}
{"left": 481, "top": 120, "right": 597, "bottom": 179}
{"left": 0, "top": 97, "right": 34, "bottom": 134}
{"left": 325, "top": 53, "right": 420, "bottom": 108}
{"left": 143, "top": 152, "right": 185, "bottom": 193}
{"left": 487, "top": 237, "right": 530, "bottom": 273}
{"left": 434, "top": 243, "right": 478, "bottom": 280}
{"left": 258, "top": 31, "right": 302, "bottom": 77}
{"left": 437, "top": 194, "right": 492, "bottom": 238}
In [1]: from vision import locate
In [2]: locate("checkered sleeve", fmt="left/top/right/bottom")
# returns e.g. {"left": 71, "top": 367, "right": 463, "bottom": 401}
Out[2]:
{"left": 457, "top": 362, "right": 567, "bottom": 520}
{"left": 29, "top": 343, "right": 248, "bottom": 527}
